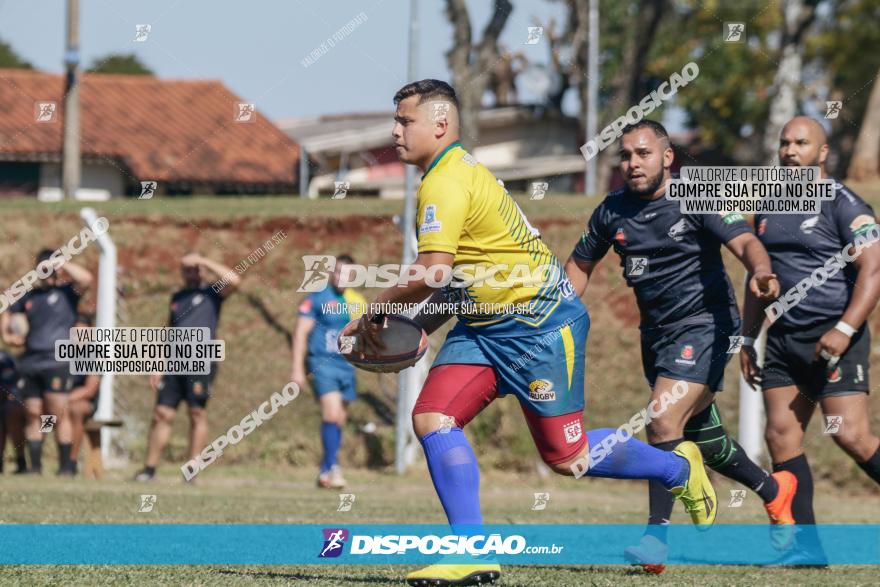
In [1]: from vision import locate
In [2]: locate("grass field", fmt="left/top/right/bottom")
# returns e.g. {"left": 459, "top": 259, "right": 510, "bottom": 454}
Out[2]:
{"left": 2, "top": 188, "right": 880, "bottom": 585}
{"left": 1, "top": 465, "right": 878, "bottom": 585}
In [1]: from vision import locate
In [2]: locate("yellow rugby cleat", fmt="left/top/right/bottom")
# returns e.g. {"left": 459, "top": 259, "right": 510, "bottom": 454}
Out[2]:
{"left": 671, "top": 440, "right": 717, "bottom": 529}
{"left": 406, "top": 563, "right": 501, "bottom": 586}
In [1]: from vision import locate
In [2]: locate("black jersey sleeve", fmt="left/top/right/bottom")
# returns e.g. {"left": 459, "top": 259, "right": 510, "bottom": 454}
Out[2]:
{"left": 571, "top": 204, "right": 612, "bottom": 262}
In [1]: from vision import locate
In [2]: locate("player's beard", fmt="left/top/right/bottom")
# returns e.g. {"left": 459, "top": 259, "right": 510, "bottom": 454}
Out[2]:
{"left": 626, "top": 168, "right": 665, "bottom": 197}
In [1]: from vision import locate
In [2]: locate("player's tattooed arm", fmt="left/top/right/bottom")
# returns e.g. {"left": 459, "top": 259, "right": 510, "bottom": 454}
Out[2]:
{"left": 724, "top": 233, "right": 779, "bottom": 300}
{"left": 59, "top": 261, "right": 93, "bottom": 292}
{"left": 564, "top": 256, "right": 597, "bottom": 298}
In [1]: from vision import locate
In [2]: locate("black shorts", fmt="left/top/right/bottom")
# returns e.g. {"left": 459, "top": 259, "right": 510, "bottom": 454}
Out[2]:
{"left": 16, "top": 365, "right": 74, "bottom": 400}
{"left": 641, "top": 319, "right": 740, "bottom": 392}
{"left": 156, "top": 372, "right": 216, "bottom": 409}
{"left": 762, "top": 319, "right": 870, "bottom": 398}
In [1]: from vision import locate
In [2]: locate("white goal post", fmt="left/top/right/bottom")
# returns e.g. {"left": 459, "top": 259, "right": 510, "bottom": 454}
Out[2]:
{"left": 80, "top": 207, "right": 117, "bottom": 461}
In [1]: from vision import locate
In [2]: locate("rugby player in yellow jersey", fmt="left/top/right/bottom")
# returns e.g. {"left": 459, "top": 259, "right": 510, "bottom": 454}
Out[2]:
{"left": 355, "top": 80, "right": 717, "bottom": 586}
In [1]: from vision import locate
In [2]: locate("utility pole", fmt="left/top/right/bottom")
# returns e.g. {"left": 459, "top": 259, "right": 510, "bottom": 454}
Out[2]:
{"left": 62, "top": 0, "right": 81, "bottom": 200}
{"left": 396, "top": 0, "right": 420, "bottom": 475}
{"left": 585, "top": 0, "right": 599, "bottom": 196}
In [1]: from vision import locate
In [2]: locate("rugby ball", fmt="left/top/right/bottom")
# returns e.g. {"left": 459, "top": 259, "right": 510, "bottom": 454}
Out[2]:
{"left": 338, "top": 315, "right": 428, "bottom": 373}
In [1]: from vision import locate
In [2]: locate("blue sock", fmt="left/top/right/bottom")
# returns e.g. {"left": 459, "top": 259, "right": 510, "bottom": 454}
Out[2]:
{"left": 320, "top": 422, "right": 341, "bottom": 473}
{"left": 583, "top": 428, "right": 689, "bottom": 489}
{"left": 420, "top": 428, "right": 482, "bottom": 531}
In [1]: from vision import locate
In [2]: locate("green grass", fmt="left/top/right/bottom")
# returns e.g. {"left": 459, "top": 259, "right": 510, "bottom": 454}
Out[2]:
{"left": 0, "top": 193, "right": 603, "bottom": 222}
{"left": 0, "top": 467, "right": 877, "bottom": 585}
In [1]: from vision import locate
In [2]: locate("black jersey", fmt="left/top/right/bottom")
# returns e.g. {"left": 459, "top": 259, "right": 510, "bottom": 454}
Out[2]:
{"left": 572, "top": 188, "right": 752, "bottom": 330}
{"left": 756, "top": 180, "right": 878, "bottom": 329}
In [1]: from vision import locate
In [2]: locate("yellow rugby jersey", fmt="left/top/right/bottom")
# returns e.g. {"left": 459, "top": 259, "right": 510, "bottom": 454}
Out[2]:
{"left": 416, "top": 141, "right": 577, "bottom": 331}
{"left": 342, "top": 289, "right": 367, "bottom": 320}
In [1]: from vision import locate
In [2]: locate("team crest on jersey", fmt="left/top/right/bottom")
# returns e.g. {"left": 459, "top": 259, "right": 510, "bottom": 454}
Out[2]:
{"left": 799, "top": 216, "right": 820, "bottom": 234}
{"left": 420, "top": 205, "right": 442, "bottom": 234}
{"left": 192, "top": 294, "right": 204, "bottom": 306}
{"left": 47, "top": 291, "right": 59, "bottom": 305}
{"left": 675, "top": 344, "right": 696, "bottom": 366}
{"left": 827, "top": 366, "right": 842, "bottom": 384}
{"left": 614, "top": 228, "right": 626, "bottom": 246}
{"left": 667, "top": 218, "right": 694, "bottom": 242}
{"left": 757, "top": 218, "right": 767, "bottom": 236}
{"left": 528, "top": 379, "right": 556, "bottom": 402}
{"left": 563, "top": 420, "right": 583, "bottom": 444}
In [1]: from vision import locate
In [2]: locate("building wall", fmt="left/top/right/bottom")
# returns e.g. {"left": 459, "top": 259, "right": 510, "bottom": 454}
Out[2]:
{"left": 37, "top": 162, "right": 126, "bottom": 201}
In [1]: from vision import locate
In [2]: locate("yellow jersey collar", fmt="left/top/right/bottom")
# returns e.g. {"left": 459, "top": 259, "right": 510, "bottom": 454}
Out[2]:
{"left": 421, "top": 141, "right": 462, "bottom": 180}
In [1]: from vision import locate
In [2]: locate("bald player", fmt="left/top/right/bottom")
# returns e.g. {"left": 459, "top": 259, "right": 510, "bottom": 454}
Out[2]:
{"left": 741, "top": 117, "right": 880, "bottom": 555}
{"left": 135, "top": 252, "right": 240, "bottom": 482}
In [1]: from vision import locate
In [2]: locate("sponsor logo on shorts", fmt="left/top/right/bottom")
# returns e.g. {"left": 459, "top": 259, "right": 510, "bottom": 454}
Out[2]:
{"left": 528, "top": 379, "right": 556, "bottom": 402}
{"left": 563, "top": 420, "right": 583, "bottom": 445}
{"left": 856, "top": 364, "right": 864, "bottom": 383}
{"left": 319, "top": 528, "right": 349, "bottom": 558}
{"left": 51, "top": 377, "right": 61, "bottom": 390}
{"left": 827, "top": 366, "right": 842, "bottom": 383}
{"left": 193, "top": 382, "right": 204, "bottom": 395}
{"left": 614, "top": 228, "right": 626, "bottom": 246}
{"left": 675, "top": 344, "right": 696, "bottom": 366}
{"left": 757, "top": 218, "right": 767, "bottom": 235}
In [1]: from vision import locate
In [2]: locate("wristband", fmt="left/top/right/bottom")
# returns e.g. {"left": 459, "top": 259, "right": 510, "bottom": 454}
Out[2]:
{"left": 834, "top": 321, "right": 857, "bottom": 338}
{"left": 740, "top": 337, "right": 756, "bottom": 347}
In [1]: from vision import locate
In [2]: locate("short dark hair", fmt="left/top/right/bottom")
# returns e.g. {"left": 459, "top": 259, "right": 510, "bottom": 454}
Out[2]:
{"left": 621, "top": 120, "right": 670, "bottom": 145}
{"left": 393, "top": 79, "right": 459, "bottom": 109}
{"left": 337, "top": 254, "right": 355, "bottom": 265}
{"left": 35, "top": 248, "right": 54, "bottom": 265}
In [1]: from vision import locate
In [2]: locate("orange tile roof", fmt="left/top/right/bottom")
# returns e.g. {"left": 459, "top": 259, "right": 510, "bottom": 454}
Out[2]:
{"left": 0, "top": 69, "right": 298, "bottom": 188}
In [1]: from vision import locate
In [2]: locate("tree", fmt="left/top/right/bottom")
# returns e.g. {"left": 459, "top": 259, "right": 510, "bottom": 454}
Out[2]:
{"left": 445, "top": 0, "right": 514, "bottom": 147}
{"left": 87, "top": 53, "right": 154, "bottom": 75}
{"left": 761, "top": 0, "right": 820, "bottom": 162}
{"left": 847, "top": 67, "right": 880, "bottom": 181}
{"left": 0, "top": 38, "right": 33, "bottom": 69}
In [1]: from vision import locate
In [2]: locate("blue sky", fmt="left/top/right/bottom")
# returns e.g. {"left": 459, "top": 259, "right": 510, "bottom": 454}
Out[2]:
{"left": 0, "top": 0, "right": 569, "bottom": 121}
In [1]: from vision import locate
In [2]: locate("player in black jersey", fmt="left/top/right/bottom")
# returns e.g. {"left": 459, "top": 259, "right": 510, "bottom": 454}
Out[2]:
{"left": 566, "top": 121, "right": 796, "bottom": 571}
{"left": 741, "top": 117, "right": 880, "bottom": 560}
{"left": 135, "top": 252, "right": 240, "bottom": 482}
{"left": 1, "top": 249, "right": 92, "bottom": 475}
